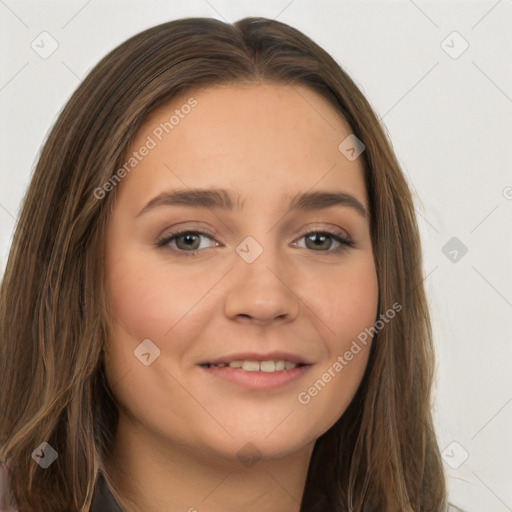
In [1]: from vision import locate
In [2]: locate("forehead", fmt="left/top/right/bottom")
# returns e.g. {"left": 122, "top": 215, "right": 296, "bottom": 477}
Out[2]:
{"left": 115, "top": 82, "right": 367, "bottom": 213}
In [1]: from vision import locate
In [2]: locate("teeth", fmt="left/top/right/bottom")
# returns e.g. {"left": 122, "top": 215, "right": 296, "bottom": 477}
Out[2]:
{"left": 222, "top": 360, "right": 298, "bottom": 372}
{"left": 275, "top": 360, "right": 285, "bottom": 371}
{"left": 260, "top": 360, "right": 275, "bottom": 372}
{"left": 242, "top": 361, "right": 260, "bottom": 372}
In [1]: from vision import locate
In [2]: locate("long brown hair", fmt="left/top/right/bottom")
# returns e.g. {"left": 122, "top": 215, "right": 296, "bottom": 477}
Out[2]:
{"left": 0, "top": 16, "right": 447, "bottom": 511}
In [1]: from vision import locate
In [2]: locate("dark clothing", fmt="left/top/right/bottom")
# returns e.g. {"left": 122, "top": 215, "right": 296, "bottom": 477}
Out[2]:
{"left": 90, "top": 471, "right": 124, "bottom": 512}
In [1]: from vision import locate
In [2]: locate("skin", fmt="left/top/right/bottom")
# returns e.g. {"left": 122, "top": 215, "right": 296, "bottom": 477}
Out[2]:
{"left": 102, "top": 82, "right": 379, "bottom": 512}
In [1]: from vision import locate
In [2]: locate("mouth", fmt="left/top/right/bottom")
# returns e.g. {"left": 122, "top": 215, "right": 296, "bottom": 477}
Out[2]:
{"left": 199, "top": 359, "right": 307, "bottom": 372}
{"left": 197, "top": 353, "right": 313, "bottom": 390}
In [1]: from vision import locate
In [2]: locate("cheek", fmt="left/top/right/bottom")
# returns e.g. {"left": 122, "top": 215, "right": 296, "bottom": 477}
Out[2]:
{"left": 105, "top": 249, "right": 207, "bottom": 342}
{"left": 307, "top": 254, "right": 379, "bottom": 348}
{"left": 103, "top": 247, "right": 223, "bottom": 397}
{"left": 102, "top": 250, "right": 210, "bottom": 436}
{"left": 102, "top": 249, "right": 186, "bottom": 393}
{"left": 293, "top": 256, "right": 378, "bottom": 426}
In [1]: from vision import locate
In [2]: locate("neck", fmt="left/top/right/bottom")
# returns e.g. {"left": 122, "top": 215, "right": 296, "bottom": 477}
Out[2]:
{"left": 103, "top": 411, "right": 314, "bottom": 512}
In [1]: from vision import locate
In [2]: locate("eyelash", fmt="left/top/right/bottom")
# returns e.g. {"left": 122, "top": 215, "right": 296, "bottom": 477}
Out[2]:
{"left": 155, "top": 227, "right": 355, "bottom": 257}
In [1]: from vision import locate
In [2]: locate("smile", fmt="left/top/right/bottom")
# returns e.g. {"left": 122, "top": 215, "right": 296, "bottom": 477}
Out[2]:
{"left": 199, "top": 359, "right": 303, "bottom": 372}
{"left": 198, "top": 359, "right": 312, "bottom": 391}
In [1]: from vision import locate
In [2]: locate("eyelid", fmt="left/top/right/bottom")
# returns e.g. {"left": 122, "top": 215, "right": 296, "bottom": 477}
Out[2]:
{"left": 155, "top": 228, "right": 219, "bottom": 252}
{"left": 297, "top": 225, "right": 352, "bottom": 244}
{"left": 155, "top": 225, "right": 354, "bottom": 255}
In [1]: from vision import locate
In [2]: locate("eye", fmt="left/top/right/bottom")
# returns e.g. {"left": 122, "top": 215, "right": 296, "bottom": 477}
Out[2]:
{"left": 292, "top": 229, "right": 354, "bottom": 253}
{"left": 155, "top": 230, "right": 218, "bottom": 256}
{"left": 155, "top": 227, "right": 354, "bottom": 257}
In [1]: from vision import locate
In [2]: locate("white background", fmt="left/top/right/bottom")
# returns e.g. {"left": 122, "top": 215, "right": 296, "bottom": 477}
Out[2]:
{"left": 1, "top": 1, "right": 511, "bottom": 510}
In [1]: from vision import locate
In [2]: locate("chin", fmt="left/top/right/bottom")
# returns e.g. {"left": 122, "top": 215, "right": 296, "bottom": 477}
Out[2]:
{"left": 191, "top": 424, "right": 320, "bottom": 467}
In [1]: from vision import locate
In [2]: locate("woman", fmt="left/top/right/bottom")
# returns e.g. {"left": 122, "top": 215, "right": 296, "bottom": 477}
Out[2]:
{"left": 0, "top": 16, "right": 448, "bottom": 512}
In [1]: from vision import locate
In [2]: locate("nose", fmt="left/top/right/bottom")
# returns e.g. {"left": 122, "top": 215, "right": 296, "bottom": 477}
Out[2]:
{"left": 223, "top": 243, "right": 300, "bottom": 326}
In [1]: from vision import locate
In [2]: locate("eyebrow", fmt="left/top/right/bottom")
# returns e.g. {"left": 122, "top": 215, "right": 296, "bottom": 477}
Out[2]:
{"left": 135, "top": 188, "right": 368, "bottom": 219}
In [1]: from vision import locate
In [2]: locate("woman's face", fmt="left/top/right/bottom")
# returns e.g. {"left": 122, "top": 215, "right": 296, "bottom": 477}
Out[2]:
{"left": 103, "top": 83, "right": 378, "bottom": 463}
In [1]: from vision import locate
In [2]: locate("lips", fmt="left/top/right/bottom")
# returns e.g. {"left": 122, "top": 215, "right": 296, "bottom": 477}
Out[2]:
{"left": 199, "top": 358, "right": 312, "bottom": 391}
{"left": 197, "top": 352, "right": 313, "bottom": 390}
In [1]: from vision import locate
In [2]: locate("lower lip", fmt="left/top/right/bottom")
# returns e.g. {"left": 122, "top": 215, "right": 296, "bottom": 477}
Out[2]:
{"left": 199, "top": 365, "right": 312, "bottom": 391}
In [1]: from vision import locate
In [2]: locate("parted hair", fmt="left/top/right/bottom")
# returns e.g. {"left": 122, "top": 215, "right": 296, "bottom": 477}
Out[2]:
{"left": 0, "top": 16, "right": 447, "bottom": 511}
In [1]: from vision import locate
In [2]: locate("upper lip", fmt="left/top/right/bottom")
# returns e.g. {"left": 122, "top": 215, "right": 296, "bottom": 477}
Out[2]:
{"left": 199, "top": 351, "right": 313, "bottom": 366}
